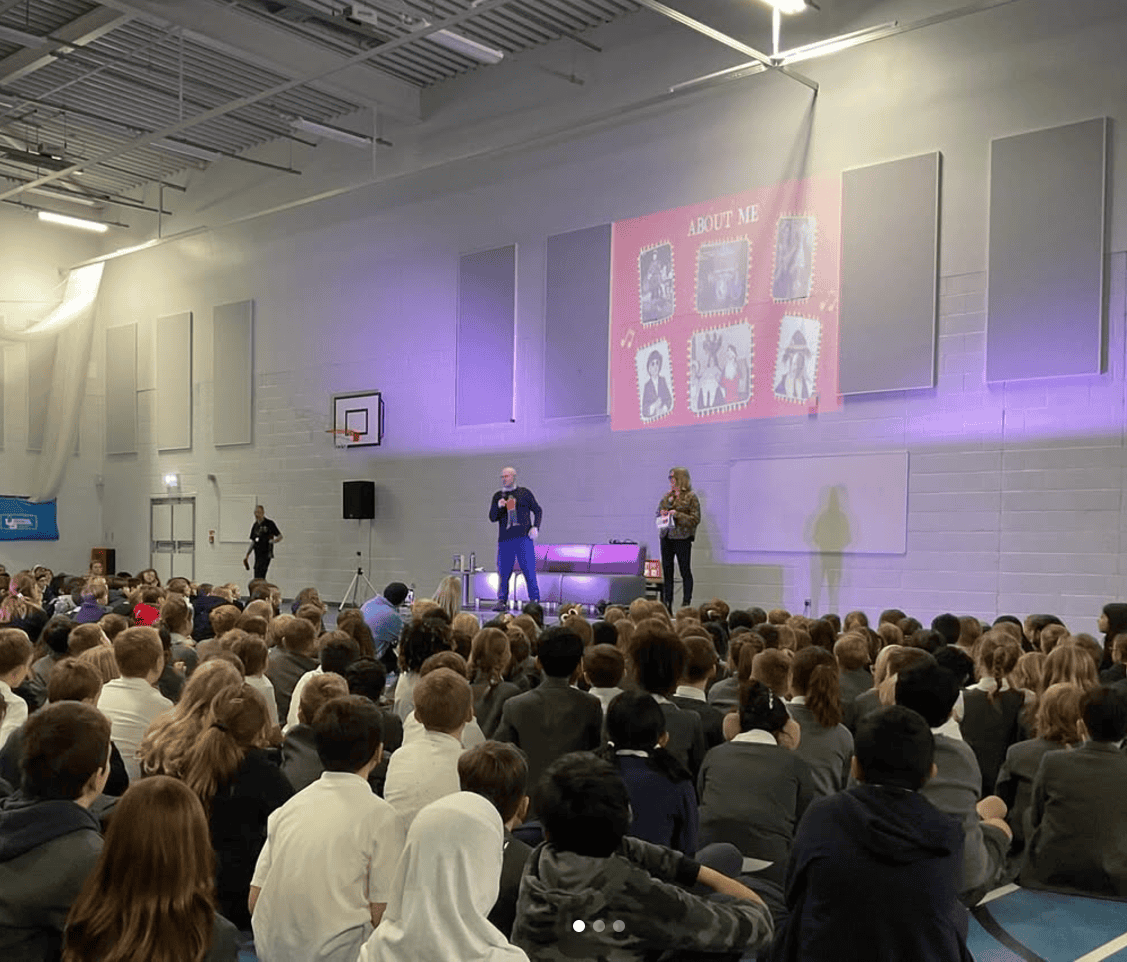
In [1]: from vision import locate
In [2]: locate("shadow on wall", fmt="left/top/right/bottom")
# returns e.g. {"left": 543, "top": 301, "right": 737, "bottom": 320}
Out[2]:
{"left": 805, "top": 484, "right": 853, "bottom": 618}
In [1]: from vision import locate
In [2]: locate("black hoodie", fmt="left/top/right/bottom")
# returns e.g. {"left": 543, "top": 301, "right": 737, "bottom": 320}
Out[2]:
{"left": 771, "top": 783, "right": 973, "bottom": 962}
{"left": 0, "top": 792, "right": 103, "bottom": 962}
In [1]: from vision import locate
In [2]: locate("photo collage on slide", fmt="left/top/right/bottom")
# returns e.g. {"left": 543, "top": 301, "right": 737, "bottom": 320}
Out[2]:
{"left": 633, "top": 214, "right": 822, "bottom": 421}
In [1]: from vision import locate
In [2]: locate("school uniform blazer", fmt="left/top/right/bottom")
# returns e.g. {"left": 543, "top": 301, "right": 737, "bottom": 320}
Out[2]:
{"left": 672, "top": 693, "right": 726, "bottom": 749}
{"left": 1020, "top": 741, "right": 1127, "bottom": 900}
{"left": 493, "top": 676, "right": 603, "bottom": 812}
{"left": 697, "top": 741, "right": 816, "bottom": 866}
{"left": 958, "top": 688, "right": 1024, "bottom": 797}
{"left": 657, "top": 699, "right": 708, "bottom": 779}
{"left": 994, "top": 738, "right": 1067, "bottom": 849}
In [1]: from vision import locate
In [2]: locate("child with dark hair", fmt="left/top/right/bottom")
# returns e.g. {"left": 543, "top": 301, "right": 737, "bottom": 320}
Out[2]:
{"left": 513, "top": 752, "right": 772, "bottom": 962}
{"left": 1019, "top": 685, "right": 1127, "bottom": 899}
{"left": 698, "top": 681, "right": 815, "bottom": 893}
{"left": 930, "top": 612, "right": 961, "bottom": 648}
{"left": 494, "top": 629, "right": 602, "bottom": 815}
{"left": 895, "top": 663, "right": 1011, "bottom": 904}
{"left": 788, "top": 647, "right": 853, "bottom": 797}
{"left": 770, "top": 706, "right": 972, "bottom": 962}
{"left": 629, "top": 626, "right": 707, "bottom": 777}
{"left": 601, "top": 691, "right": 697, "bottom": 854}
{"left": 252, "top": 695, "right": 406, "bottom": 961}
{"left": 26, "top": 615, "right": 75, "bottom": 707}
{"left": 1098, "top": 603, "right": 1127, "bottom": 671}
{"left": 0, "top": 702, "right": 111, "bottom": 958}
{"left": 458, "top": 741, "right": 532, "bottom": 938}
{"left": 393, "top": 618, "right": 453, "bottom": 722}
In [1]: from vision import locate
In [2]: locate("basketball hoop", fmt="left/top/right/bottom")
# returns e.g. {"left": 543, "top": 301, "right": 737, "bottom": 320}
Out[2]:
{"left": 326, "top": 428, "right": 362, "bottom": 445}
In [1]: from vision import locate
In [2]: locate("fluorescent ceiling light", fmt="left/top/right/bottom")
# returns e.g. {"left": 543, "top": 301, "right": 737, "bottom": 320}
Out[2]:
{"left": 430, "top": 29, "right": 504, "bottom": 64}
{"left": 37, "top": 210, "right": 109, "bottom": 233}
{"left": 152, "top": 138, "right": 222, "bottom": 161}
{"left": 755, "top": 0, "right": 807, "bottom": 14}
{"left": 290, "top": 117, "right": 373, "bottom": 149}
{"left": 26, "top": 186, "right": 100, "bottom": 208}
{"left": 0, "top": 25, "right": 45, "bottom": 46}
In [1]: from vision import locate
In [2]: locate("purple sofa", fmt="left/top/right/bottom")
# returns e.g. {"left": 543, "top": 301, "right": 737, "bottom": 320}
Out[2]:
{"left": 473, "top": 543, "right": 647, "bottom": 607}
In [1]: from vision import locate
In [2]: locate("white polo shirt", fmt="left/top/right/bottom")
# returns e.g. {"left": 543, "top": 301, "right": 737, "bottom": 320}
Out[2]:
{"left": 384, "top": 729, "right": 464, "bottom": 830}
{"left": 96, "top": 676, "right": 173, "bottom": 781}
{"left": 285, "top": 666, "right": 324, "bottom": 732}
{"left": 0, "top": 679, "right": 28, "bottom": 752}
{"left": 252, "top": 771, "right": 406, "bottom": 962}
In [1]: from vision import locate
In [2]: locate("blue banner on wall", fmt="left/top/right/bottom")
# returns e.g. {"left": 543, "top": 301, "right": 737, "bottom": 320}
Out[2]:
{"left": 0, "top": 498, "right": 59, "bottom": 541}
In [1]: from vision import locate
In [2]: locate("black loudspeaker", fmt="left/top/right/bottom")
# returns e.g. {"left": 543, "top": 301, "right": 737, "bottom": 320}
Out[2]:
{"left": 343, "top": 480, "right": 375, "bottom": 520}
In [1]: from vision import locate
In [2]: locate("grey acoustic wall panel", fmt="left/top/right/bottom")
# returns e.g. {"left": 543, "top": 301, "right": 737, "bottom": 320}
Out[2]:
{"left": 213, "top": 300, "right": 254, "bottom": 446}
{"left": 457, "top": 246, "right": 516, "bottom": 426}
{"left": 105, "top": 324, "right": 138, "bottom": 454}
{"left": 25, "top": 337, "right": 56, "bottom": 452}
{"left": 156, "top": 311, "right": 192, "bottom": 451}
{"left": 545, "top": 224, "right": 611, "bottom": 418}
{"left": 136, "top": 316, "right": 155, "bottom": 392}
{"left": 839, "top": 153, "right": 940, "bottom": 395}
{"left": 986, "top": 118, "right": 1108, "bottom": 381}
{"left": 0, "top": 343, "right": 5, "bottom": 450}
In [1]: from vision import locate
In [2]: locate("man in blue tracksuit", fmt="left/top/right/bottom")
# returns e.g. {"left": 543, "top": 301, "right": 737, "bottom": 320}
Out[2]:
{"left": 489, "top": 466, "right": 542, "bottom": 612}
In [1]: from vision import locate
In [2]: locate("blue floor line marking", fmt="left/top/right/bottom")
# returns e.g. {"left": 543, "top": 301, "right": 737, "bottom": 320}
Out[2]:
{"left": 984, "top": 889, "right": 1127, "bottom": 962}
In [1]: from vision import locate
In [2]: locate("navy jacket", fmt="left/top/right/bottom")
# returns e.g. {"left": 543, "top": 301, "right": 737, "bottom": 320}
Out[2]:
{"left": 489, "top": 487, "right": 543, "bottom": 543}
{"left": 771, "top": 784, "right": 972, "bottom": 962}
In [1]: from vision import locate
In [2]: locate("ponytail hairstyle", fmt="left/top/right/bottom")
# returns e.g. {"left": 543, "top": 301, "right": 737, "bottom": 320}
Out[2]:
{"left": 0, "top": 571, "right": 41, "bottom": 622}
{"left": 738, "top": 679, "right": 791, "bottom": 736}
{"left": 980, "top": 635, "right": 1022, "bottom": 702}
{"left": 468, "top": 627, "right": 511, "bottom": 689}
{"left": 178, "top": 683, "right": 269, "bottom": 808}
{"left": 790, "top": 646, "right": 843, "bottom": 728}
{"left": 62, "top": 776, "right": 216, "bottom": 962}
{"left": 602, "top": 691, "right": 691, "bottom": 783}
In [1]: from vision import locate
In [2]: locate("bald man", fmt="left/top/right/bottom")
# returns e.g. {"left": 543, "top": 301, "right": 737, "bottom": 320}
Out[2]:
{"left": 488, "top": 466, "right": 542, "bottom": 612}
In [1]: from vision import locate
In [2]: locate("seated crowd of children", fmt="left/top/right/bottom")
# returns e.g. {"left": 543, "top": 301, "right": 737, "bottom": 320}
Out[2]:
{"left": 1, "top": 562, "right": 1126, "bottom": 961}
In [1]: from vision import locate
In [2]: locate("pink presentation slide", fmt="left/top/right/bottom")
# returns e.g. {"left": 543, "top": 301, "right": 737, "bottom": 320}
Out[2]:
{"left": 610, "top": 175, "right": 841, "bottom": 431}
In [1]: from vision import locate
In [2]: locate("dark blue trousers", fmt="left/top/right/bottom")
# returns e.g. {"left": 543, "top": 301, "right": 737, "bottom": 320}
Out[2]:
{"left": 497, "top": 536, "right": 540, "bottom": 602}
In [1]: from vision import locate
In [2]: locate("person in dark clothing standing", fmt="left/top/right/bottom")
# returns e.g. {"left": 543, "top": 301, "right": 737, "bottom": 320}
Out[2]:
{"left": 770, "top": 705, "right": 973, "bottom": 962}
{"left": 656, "top": 467, "right": 701, "bottom": 610}
{"left": 488, "top": 467, "right": 542, "bottom": 612}
{"left": 244, "top": 505, "right": 283, "bottom": 580}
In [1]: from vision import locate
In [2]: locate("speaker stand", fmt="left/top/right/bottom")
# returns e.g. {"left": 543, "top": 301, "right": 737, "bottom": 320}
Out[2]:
{"left": 339, "top": 551, "right": 377, "bottom": 610}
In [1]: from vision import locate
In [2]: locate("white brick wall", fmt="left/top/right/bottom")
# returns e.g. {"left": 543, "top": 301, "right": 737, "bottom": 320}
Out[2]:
{"left": 71, "top": 2, "right": 1127, "bottom": 635}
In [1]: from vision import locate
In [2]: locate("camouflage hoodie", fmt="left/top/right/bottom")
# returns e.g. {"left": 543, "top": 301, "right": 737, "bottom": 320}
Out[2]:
{"left": 512, "top": 836, "right": 772, "bottom": 962}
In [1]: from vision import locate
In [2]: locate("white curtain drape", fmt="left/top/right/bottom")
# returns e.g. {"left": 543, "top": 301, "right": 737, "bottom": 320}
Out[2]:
{"left": 0, "top": 263, "right": 104, "bottom": 501}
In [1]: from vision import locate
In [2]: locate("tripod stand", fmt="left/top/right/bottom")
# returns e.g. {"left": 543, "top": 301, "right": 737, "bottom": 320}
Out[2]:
{"left": 339, "top": 551, "right": 377, "bottom": 610}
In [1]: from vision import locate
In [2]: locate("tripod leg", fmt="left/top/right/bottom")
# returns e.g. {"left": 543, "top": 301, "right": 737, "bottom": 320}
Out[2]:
{"left": 340, "top": 570, "right": 362, "bottom": 609}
